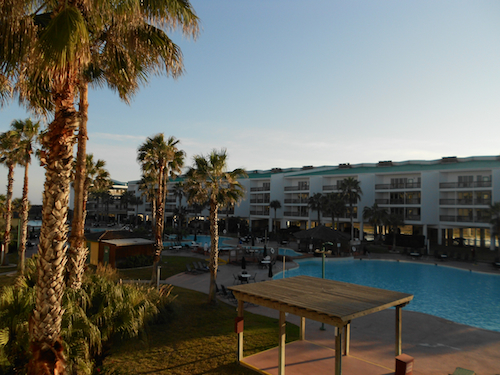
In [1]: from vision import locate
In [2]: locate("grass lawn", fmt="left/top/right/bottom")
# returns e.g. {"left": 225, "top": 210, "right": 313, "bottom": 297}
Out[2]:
{"left": 102, "top": 287, "right": 300, "bottom": 375}
{"left": 116, "top": 256, "right": 197, "bottom": 280}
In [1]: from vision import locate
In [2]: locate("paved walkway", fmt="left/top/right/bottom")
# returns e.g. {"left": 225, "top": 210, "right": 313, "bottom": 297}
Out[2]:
{"left": 165, "top": 242, "right": 500, "bottom": 375}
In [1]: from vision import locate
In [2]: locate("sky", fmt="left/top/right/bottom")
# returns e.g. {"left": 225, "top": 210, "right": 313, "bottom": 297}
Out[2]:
{"left": 1, "top": 0, "right": 500, "bottom": 205}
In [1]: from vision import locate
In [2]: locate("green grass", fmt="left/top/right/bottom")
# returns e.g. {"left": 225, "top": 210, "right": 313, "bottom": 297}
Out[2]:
{"left": 116, "top": 256, "right": 198, "bottom": 280}
{"left": 102, "top": 287, "right": 299, "bottom": 374}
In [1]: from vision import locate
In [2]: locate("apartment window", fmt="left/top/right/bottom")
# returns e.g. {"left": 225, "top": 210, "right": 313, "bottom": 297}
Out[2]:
{"left": 263, "top": 182, "right": 270, "bottom": 190}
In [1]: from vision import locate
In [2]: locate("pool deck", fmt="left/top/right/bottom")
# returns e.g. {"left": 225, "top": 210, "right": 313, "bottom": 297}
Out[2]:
{"left": 165, "top": 241, "right": 500, "bottom": 375}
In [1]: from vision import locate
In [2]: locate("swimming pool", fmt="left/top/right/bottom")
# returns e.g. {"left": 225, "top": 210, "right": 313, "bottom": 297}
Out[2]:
{"left": 277, "top": 258, "right": 500, "bottom": 332}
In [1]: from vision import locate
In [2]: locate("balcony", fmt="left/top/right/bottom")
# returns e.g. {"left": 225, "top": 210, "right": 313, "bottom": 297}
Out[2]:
{"left": 375, "top": 182, "right": 421, "bottom": 190}
{"left": 283, "top": 211, "right": 309, "bottom": 217}
{"left": 284, "top": 198, "right": 308, "bottom": 204}
{"left": 439, "top": 198, "right": 492, "bottom": 206}
{"left": 322, "top": 185, "right": 339, "bottom": 191}
{"left": 375, "top": 199, "right": 420, "bottom": 205}
{"left": 284, "top": 185, "right": 309, "bottom": 191}
{"left": 250, "top": 210, "right": 269, "bottom": 216}
{"left": 250, "top": 198, "right": 270, "bottom": 204}
{"left": 439, "top": 181, "right": 492, "bottom": 189}
{"left": 250, "top": 186, "right": 270, "bottom": 192}
{"left": 439, "top": 215, "right": 490, "bottom": 223}
{"left": 405, "top": 215, "right": 421, "bottom": 221}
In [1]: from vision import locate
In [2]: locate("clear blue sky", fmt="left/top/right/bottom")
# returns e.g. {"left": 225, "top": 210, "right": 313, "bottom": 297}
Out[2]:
{"left": 1, "top": 0, "right": 500, "bottom": 204}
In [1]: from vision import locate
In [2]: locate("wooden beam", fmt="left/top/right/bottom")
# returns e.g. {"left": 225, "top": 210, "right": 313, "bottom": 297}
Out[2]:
{"left": 396, "top": 305, "right": 402, "bottom": 356}
{"left": 300, "top": 316, "right": 306, "bottom": 340}
{"left": 335, "top": 326, "right": 343, "bottom": 375}
{"left": 343, "top": 321, "right": 350, "bottom": 356}
{"left": 237, "top": 300, "right": 244, "bottom": 362}
{"left": 279, "top": 311, "right": 286, "bottom": 375}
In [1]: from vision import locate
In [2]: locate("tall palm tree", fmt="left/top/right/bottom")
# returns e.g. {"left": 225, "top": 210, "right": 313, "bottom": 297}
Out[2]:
{"left": 308, "top": 193, "right": 323, "bottom": 227}
{"left": 1, "top": 2, "right": 199, "bottom": 370}
{"left": 339, "top": 177, "right": 363, "bottom": 241}
{"left": 172, "top": 181, "right": 185, "bottom": 210}
{"left": 10, "top": 119, "right": 40, "bottom": 275}
{"left": 68, "top": 154, "right": 110, "bottom": 289}
{"left": 363, "top": 202, "right": 388, "bottom": 242}
{"left": 138, "top": 134, "right": 184, "bottom": 282}
{"left": 0, "top": 130, "right": 21, "bottom": 266}
{"left": 184, "top": 149, "right": 247, "bottom": 303}
{"left": 321, "top": 192, "right": 346, "bottom": 230}
{"left": 385, "top": 212, "right": 405, "bottom": 249}
{"left": 269, "top": 199, "right": 281, "bottom": 234}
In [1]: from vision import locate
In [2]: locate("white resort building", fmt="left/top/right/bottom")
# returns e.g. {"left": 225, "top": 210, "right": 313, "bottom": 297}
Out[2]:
{"left": 124, "top": 155, "right": 500, "bottom": 250}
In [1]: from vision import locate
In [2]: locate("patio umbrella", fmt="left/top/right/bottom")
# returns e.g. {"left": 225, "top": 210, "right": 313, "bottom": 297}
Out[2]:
{"left": 241, "top": 256, "right": 247, "bottom": 270}
{"left": 294, "top": 225, "right": 350, "bottom": 243}
{"left": 263, "top": 244, "right": 267, "bottom": 258}
{"left": 251, "top": 236, "right": 255, "bottom": 246}
{"left": 268, "top": 262, "right": 273, "bottom": 278}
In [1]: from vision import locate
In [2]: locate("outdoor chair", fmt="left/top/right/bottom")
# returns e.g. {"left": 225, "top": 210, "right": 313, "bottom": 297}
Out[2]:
{"left": 186, "top": 264, "right": 202, "bottom": 274}
{"left": 249, "top": 273, "right": 257, "bottom": 283}
{"left": 196, "top": 261, "right": 209, "bottom": 272}
{"left": 194, "top": 262, "right": 209, "bottom": 273}
{"left": 221, "top": 285, "right": 237, "bottom": 303}
{"left": 232, "top": 274, "right": 239, "bottom": 284}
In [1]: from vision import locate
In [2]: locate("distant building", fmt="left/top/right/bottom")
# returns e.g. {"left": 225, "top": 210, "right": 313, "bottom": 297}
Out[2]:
{"left": 121, "top": 155, "right": 499, "bottom": 250}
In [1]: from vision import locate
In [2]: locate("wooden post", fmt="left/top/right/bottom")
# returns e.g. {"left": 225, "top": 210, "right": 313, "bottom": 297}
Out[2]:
{"left": 279, "top": 311, "right": 286, "bottom": 375}
{"left": 237, "top": 300, "right": 244, "bottom": 362}
{"left": 300, "top": 316, "right": 306, "bottom": 340}
{"left": 335, "top": 325, "right": 343, "bottom": 375}
{"left": 343, "top": 322, "right": 350, "bottom": 356}
{"left": 396, "top": 305, "right": 402, "bottom": 356}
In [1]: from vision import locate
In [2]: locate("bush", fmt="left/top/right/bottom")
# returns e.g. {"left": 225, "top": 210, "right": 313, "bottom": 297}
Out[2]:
{"left": 0, "top": 260, "right": 176, "bottom": 374}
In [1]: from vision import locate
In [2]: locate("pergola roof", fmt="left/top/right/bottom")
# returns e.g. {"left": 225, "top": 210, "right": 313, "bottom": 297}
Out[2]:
{"left": 229, "top": 275, "right": 413, "bottom": 327}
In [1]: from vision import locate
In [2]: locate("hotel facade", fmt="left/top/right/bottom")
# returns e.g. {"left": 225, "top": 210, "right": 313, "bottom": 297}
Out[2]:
{"left": 126, "top": 156, "right": 500, "bottom": 250}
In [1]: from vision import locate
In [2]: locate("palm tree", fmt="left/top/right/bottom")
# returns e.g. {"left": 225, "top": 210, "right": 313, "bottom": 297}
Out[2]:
{"left": 138, "top": 134, "right": 184, "bottom": 282}
{"left": 385, "top": 212, "right": 405, "bottom": 250}
{"left": 269, "top": 199, "right": 281, "bottom": 234}
{"left": 487, "top": 202, "right": 500, "bottom": 259}
{"left": 321, "top": 192, "right": 346, "bottom": 230}
{"left": 172, "top": 182, "right": 185, "bottom": 210}
{"left": 339, "top": 177, "right": 363, "bottom": 241}
{"left": 1, "top": 2, "right": 199, "bottom": 370}
{"left": 308, "top": 193, "right": 323, "bottom": 227}
{"left": 68, "top": 154, "right": 110, "bottom": 289}
{"left": 138, "top": 171, "right": 158, "bottom": 226}
{"left": 0, "top": 130, "right": 21, "bottom": 266}
{"left": 363, "top": 203, "right": 388, "bottom": 242}
{"left": 9, "top": 119, "right": 40, "bottom": 275}
{"left": 184, "top": 149, "right": 247, "bottom": 303}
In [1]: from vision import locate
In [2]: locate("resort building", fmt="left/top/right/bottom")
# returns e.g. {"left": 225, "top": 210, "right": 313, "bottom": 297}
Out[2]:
{"left": 124, "top": 155, "right": 500, "bottom": 250}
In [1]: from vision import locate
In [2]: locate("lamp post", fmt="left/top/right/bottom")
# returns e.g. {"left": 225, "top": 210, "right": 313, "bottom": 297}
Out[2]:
{"left": 315, "top": 242, "right": 333, "bottom": 330}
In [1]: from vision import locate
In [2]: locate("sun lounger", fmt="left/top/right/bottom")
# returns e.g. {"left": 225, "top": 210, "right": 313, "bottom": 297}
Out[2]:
{"left": 194, "top": 262, "right": 209, "bottom": 273}
{"left": 221, "top": 285, "right": 237, "bottom": 302}
{"left": 185, "top": 264, "right": 202, "bottom": 274}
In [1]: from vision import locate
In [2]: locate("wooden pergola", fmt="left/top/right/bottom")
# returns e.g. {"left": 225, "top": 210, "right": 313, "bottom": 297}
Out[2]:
{"left": 229, "top": 275, "right": 413, "bottom": 375}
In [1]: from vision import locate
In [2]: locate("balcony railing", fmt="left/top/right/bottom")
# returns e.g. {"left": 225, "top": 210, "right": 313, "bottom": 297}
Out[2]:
{"left": 405, "top": 215, "right": 421, "bottom": 221}
{"left": 439, "top": 198, "right": 492, "bottom": 206}
{"left": 322, "top": 185, "right": 339, "bottom": 191}
{"left": 375, "top": 199, "right": 420, "bottom": 205}
{"left": 440, "top": 181, "right": 492, "bottom": 189}
{"left": 250, "top": 210, "right": 269, "bottom": 216}
{"left": 283, "top": 211, "right": 309, "bottom": 217}
{"left": 284, "top": 198, "right": 308, "bottom": 204}
{"left": 375, "top": 182, "right": 421, "bottom": 190}
{"left": 250, "top": 198, "right": 270, "bottom": 204}
{"left": 440, "top": 215, "right": 489, "bottom": 223}
{"left": 284, "top": 185, "right": 309, "bottom": 191}
{"left": 250, "top": 186, "right": 270, "bottom": 192}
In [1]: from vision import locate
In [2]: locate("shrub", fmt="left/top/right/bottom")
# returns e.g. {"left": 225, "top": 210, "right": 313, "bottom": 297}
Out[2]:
{"left": 116, "top": 254, "right": 154, "bottom": 269}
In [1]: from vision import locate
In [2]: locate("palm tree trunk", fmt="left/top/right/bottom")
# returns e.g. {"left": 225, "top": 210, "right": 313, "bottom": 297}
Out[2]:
{"left": 2, "top": 164, "right": 14, "bottom": 266}
{"left": 208, "top": 201, "right": 219, "bottom": 304}
{"left": 29, "top": 84, "right": 79, "bottom": 374}
{"left": 18, "top": 162, "right": 30, "bottom": 275}
{"left": 151, "top": 169, "right": 166, "bottom": 282}
{"left": 68, "top": 82, "right": 89, "bottom": 289}
{"left": 350, "top": 203, "right": 354, "bottom": 241}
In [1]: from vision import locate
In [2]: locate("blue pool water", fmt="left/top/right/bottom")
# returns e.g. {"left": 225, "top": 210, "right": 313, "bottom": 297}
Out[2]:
{"left": 277, "top": 259, "right": 500, "bottom": 332}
